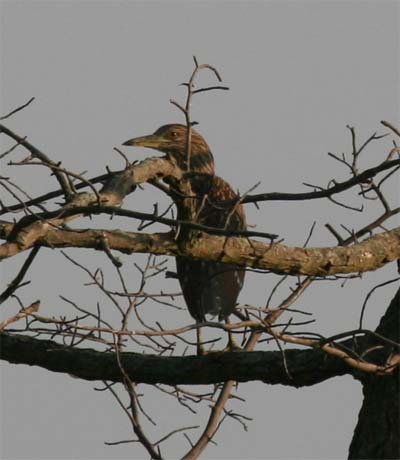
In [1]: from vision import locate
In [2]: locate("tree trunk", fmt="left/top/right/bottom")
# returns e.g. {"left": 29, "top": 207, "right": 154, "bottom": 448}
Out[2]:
{"left": 348, "top": 288, "right": 400, "bottom": 460}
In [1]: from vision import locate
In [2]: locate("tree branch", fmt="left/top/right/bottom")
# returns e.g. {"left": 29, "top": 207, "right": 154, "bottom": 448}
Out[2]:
{"left": 2, "top": 154, "right": 399, "bottom": 216}
{"left": 1, "top": 223, "right": 399, "bottom": 276}
{"left": 0, "top": 330, "right": 352, "bottom": 386}
{"left": 0, "top": 123, "right": 73, "bottom": 199}
{"left": 242, "top": 159, "right": 400, "bottom": 204}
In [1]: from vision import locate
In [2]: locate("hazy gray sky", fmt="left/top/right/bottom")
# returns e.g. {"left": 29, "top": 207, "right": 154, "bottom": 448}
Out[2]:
{"left": 1, "top": 1, "right": 399, "bottom": 459}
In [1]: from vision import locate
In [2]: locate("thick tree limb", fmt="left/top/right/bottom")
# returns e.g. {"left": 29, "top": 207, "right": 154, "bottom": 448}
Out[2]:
{"left": 0, "top": 331, "right": 352, "bottom": 386}
{"left": 1, "top": 223, "right": 399, "bottom": 276}
{"left": 348, "top": 289, "right": 400, "bottom": 459}
{"left": 0, "top": 154, "right": 182, "bottom": 259}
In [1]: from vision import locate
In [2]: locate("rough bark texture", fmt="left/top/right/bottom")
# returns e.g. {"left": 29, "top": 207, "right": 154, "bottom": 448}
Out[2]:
{"left": 1, "top": 221, "right": 399, "bottom": 276}
{"left": 348, "top": 289, "right": 400, "bottom": 460}
{"left": 0, "top": 151, "right": 399, "bottom": 275}
{"left": 0, "top": 331, "right": 352, "bottom": 386}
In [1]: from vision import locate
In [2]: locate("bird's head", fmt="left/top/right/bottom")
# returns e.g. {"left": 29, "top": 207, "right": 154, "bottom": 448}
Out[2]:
{"left": 123, "top": 124, "right": 215, "bottom": 174}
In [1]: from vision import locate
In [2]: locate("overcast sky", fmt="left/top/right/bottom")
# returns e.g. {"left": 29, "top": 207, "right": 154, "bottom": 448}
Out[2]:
{"left": 1, "top": 1, "right": 399, "bottom": 459}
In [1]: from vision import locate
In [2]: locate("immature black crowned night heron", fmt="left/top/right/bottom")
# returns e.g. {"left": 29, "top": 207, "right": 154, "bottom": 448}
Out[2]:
{"left": 123, "top": 124, "right": 246, "bottom": 353}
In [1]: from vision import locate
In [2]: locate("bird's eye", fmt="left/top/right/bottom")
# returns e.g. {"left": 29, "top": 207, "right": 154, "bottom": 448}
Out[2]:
{"left": 170, "top": 131, "right": 178, "bottom": 138}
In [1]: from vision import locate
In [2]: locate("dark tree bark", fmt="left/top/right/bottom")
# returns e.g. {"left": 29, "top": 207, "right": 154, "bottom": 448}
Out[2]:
{"left": 1, "top": 290, "right": 399, "bottom": 459}
{"left": 0, "top": 330, "right": 351, "bottom": 386}
{"left": 349, "top": 288, "right": 400, "bottom": 460}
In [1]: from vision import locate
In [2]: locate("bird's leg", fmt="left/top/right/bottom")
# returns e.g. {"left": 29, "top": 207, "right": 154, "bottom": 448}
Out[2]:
{"left": 224, "top": 316, "right": 241, "bottom": 352}
{"left": 196, "top": 322, "right": 205, "bottom": 356}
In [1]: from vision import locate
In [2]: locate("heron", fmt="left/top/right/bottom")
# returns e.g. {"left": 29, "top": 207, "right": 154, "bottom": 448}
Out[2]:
{"left": 123, "top": 124, "right": 246, "bottom": 354}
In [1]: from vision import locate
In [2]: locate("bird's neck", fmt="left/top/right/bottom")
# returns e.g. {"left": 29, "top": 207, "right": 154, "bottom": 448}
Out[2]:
{"left": 167, "top": 149, "right": 215, "bottom": 176}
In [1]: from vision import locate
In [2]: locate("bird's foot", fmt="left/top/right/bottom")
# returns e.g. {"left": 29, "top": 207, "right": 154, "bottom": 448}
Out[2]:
{"left": 196, "top": 344, "right": 207, "bottom": 356}
{"left": 221, "top": 338, "right": 242, "bottom": 353}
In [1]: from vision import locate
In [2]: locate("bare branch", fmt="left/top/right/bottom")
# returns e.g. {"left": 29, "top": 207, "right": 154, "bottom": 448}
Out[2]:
{"left": 243, "top": 159, "right": 400, "bottom": 204}
{"left": 0, "top": 301, "right": 40, "bottom": 330}
{"left": 1, "top": 221, "right": 398, "bottom": 276}
{"left": 381, "top": 120, "right": 400, "bottom": 137}
{"left": 0, "top": 123, "right": 73, "bottom": 199}
{"left": 0, "top": 246, "right": 40, "bottom": 303}
{"left": 0, "top": 97, "right": 35, "bottom": 121}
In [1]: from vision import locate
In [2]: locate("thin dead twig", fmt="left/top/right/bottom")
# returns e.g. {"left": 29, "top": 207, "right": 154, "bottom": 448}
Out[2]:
{"left": 0, "top": 300, "right": 40, "bottom": 330}
{"left": 0, "top": 246, "right": 40, "bottom": 304}
{"left": 0, "top": 123, "right": 72, "bottom": 198}
{"left": 0, "top": 97, "right": 35, "bottom": 121}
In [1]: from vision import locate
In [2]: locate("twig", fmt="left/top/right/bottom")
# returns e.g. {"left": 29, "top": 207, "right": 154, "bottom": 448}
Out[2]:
{"left": 154, "top": 425, "right": 199, "bottom": 447}
{"left": 0, "top": 97, "right": 35, "bottom": 121}
{"left": 0, "top": 136, "right": 27, "bottom": 160}
{"left": 381, "top": 120, "right": 400, "bottom": 137}
{"left": 0, "top": 246, "right": 40, "bottom": 304}
{"left": 98, "top": 233, "right": 123, "bottom": 268}
{"left": 0, "top": 123, "right": 73, "bottom": 199}
{"left": 0, "top": 300, "right": 40, "bottom": 330}
{"left": 242, "top": 159, "right": 400, "bottom": 204}
{"left": 358, "top": 277, "right": 400, "bottom": 329}
{"left": 170, "top": 56, "right": 228, "bottom": 172}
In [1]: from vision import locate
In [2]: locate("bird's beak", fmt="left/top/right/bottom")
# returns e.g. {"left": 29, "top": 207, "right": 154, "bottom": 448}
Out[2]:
{"left": 122, "top": 134, "right": 167, "bottom": 150}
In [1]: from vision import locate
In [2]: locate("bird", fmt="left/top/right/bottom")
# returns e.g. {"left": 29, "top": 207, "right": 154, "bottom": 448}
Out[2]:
{"left": 123, "top": 124, "right": 246, "bottom": 353}
{"left": 123, "top": 123, "right": 215, "bottom": 174}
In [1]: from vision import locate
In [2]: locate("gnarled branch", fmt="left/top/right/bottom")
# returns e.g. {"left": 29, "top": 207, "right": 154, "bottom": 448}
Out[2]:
{"left": 1, "top": 223, "right": 399, "bottom": 276}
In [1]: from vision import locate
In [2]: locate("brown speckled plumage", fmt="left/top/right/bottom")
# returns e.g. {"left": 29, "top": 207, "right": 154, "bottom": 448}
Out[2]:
{"left": 123, "top": 124, "right": 246, "bottom": 322}
{"left": 176, "top": 173, "right": 246, "bottom": 321}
